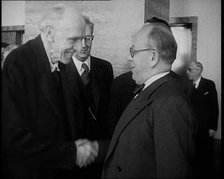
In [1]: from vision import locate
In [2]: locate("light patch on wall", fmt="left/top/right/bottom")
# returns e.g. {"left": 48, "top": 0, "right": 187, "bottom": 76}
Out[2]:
{"left": 171, "top": 26, "right": 192, "bottom": 75}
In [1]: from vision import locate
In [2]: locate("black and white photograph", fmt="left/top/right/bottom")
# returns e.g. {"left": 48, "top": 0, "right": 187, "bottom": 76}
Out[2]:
{"left": 1, "top": 0, "right": 221, "bottom": 179}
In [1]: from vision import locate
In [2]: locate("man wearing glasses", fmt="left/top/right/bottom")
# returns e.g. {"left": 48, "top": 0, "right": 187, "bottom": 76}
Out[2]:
{"left": 102, "top": 17, "right": 195, "bottom": 179}
{"left": 65, "top": 15, "right": 113, "bottom": 179}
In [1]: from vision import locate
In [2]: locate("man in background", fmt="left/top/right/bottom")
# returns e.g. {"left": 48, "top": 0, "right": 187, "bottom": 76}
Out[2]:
{"left": 65, "top": 15, "right": 113, "bottom": 178}
{"left": 186, "top": 61, "right": 219, "bottom": 178}
{"left": 1, "top": 4, "right": 99, "bottom": 179}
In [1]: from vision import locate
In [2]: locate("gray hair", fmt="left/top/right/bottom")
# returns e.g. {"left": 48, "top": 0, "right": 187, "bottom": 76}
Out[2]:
{"left": 146, "top": 22, "right": 177, "bottom": 64}
{"left": 82, "top": 15, "right": 94, "bottom": 34}
{"left": 38, "top": 4, "right": 69, "bottom": 32}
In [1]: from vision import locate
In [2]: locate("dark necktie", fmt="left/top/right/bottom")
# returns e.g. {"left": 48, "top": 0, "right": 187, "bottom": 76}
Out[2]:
{"left": 81, "top": 63, "right": 90, "bottom": 85}
{"left": 52, "top": 70, "right": 61, "bottom": 88}
{"left": 193, "top": 82, "right": 197, "bottom": 90}
{"left": 133, "top": 84, "right": 145, "bottom": 96}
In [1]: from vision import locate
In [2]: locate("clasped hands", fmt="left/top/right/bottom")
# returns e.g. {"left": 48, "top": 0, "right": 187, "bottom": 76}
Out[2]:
{"left": 75, "top": 139, "right": 99, "bottom": 168}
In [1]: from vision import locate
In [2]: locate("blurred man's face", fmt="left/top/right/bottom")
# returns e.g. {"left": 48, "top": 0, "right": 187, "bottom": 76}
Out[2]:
{"left": 74, "top": 24, "right": 93, "bottom": 62}
{"left": 49, "top": 13, "right": 86, "bottom": 64}
{"left": 186, "top": 62, "right": 200, "bottom": 81}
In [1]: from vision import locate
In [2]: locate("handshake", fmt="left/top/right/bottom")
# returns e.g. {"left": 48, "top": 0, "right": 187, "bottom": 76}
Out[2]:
{"left": 75, "top": 139, "right": 99, "bottom": 168}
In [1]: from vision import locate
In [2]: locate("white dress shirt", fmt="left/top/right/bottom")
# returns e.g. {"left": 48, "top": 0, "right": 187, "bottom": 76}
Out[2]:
{"left": 72, "top": 56, "right": 91, "bottom": 76}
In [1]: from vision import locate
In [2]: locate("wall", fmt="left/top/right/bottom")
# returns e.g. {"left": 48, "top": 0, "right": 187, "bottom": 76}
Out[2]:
{"left": 170, "top": 0, "right": 221, "bottom": 139}
{"left": 2, "top": 1, "right": 25, "bottom": 26}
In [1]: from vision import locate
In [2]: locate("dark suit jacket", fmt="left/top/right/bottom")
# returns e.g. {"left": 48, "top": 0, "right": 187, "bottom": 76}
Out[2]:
{"left": 65, "top": 56, "right": 114, "bottom": 160}
{"left": 107, "top": 71, "right": 192, "bottom": 138}
{"left": 64, "top": 56, "right": 113, "bottom": 178}
{"left": 102, "top": 73, "right": 196, "bottom": 179}
{"left": 1, "top": 35, "right": 82, "bottom": 179}
{"left": 107, "top": 71, "right": 136, "bottom": 137}
{"left": 189, "top": 77, "right": 219, "bottom": 133}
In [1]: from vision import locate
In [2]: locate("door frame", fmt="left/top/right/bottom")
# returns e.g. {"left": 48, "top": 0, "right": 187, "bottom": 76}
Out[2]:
{"left": 169, "top": 16, "right": 198, "bottom": 63}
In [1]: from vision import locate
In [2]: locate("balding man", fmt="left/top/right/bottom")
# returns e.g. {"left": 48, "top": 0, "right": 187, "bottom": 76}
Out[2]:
{"left": 102, "top": 17, "right": 195, "bottom": 179}
{"left": 186, "top": 61, "right": 219, "bottom": 178}
{"left": 1, "top": 4, "right": 97, "bottom": 179}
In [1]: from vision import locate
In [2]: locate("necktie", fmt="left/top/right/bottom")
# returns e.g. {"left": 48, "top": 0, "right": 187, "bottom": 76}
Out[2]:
{"left": 193, "top": 82, "right": 197, "bottom": 89}
{"left": 81, "top": 63, "right": 90, "bottom": 85}
{"left": 133, "top": 84, "right": 145, "bottom": 96}
{"left": 52, "top": 69, "right": 61, "bottom": 88}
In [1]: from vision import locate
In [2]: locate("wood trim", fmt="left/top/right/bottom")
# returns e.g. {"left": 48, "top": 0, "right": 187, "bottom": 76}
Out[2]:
{"left": 145, "top": 0, "right": 170, "bottom": 22}
{"left": 2, "top": 25, "right": 25, "bottom": 32}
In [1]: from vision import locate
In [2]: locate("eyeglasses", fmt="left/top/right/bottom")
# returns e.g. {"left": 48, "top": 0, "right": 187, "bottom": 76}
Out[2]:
{"left": 81, "top": 35, "right": 94, "bottom": 45}
{"left": 129, "top": 46, "right": 160, "bottom": 58}
{"left": 68, "top": 35, "right": 94, "bottom": 45}
{"left": 186, "top": 68, "right": 199, "bottom": 72}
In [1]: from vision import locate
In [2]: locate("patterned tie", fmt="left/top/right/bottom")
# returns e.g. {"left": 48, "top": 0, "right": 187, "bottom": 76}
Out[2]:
{"left": 133, "top": 84, "right": 145, "bottom": 96}
{"left": 81, "top": 63, "right": 90, "bottom": 85}
{"left": 193, "top": 82, "right": 196, "bottom": 89}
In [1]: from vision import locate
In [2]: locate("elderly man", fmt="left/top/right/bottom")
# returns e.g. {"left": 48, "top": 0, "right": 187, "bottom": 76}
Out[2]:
{"left": 102, "top": 17, "right": 196, "bottom": 179}
{"left": 1, "top": 4, "right": 98, "bottom": 179}
{"left": 186, "top": 61, "right": 219, "bottom": 178}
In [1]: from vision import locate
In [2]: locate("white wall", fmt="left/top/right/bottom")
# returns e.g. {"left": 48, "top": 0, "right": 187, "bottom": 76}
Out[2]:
{"left": 2, "top": 1, "right": 25, "bottom": 26}
{"left": 170, "top": 0, "right": 221, "bottom": 139}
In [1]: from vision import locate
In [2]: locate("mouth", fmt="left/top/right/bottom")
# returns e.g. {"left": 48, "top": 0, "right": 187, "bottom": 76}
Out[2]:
{"left": 80, "top": 49, "right": 88, "bottom": 53}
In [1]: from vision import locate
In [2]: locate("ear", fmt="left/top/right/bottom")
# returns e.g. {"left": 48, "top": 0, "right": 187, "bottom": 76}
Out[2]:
{"left": 149, "top": 51, "right": 159, "bottom": 67}
{"left": 45, "top": 25, "right": 54, "bottom": 43}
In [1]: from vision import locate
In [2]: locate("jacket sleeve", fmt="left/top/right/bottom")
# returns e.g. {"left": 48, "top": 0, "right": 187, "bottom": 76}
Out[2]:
{"left": 1, "top": 51, "right": 77, "bottom": 170}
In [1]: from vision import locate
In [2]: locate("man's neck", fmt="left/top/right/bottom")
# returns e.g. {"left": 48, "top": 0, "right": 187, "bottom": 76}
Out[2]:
{"left": 193, "top": 76, "right": 201, "bottom": 82}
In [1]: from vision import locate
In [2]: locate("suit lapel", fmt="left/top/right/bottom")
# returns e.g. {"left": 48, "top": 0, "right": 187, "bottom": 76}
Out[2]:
{"left": 197, "top": 77, "right": 205, "bottom": 91}
{"left": 30, "top": 35, "right": 64, "bottom": 121}
{"left": 105, "top": 73, "right": 173, "bottom": 161}
{"left": 64, "top": 60, "right": 82, "bottom": 101}
{"left": 60, "top": 62, "right": 82, "bottom": 138}
{"left": 90, "top": 56, "right": 101, "bottom": 112}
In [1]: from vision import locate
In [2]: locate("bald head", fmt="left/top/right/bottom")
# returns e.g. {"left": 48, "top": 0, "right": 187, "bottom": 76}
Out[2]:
{"left": 136, "top": 21, "right": 177, "bottom": 64}
{"left": 130, "top": 18, "right": 177, "bottom": 85}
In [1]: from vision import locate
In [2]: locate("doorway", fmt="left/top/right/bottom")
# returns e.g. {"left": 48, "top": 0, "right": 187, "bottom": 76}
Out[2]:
{"left": 169, "top": 17, "right": 197, "bottom": 77}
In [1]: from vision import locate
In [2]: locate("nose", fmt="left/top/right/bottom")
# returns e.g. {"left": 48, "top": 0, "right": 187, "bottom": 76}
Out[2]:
{"left": 81, "top": 39, "right": 86, "bottom": 47}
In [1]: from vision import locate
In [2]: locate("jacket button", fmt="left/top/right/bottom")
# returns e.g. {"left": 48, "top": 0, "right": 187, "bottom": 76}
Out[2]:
{"left": 116, "top": 166, "right": 122, "bottom": 172}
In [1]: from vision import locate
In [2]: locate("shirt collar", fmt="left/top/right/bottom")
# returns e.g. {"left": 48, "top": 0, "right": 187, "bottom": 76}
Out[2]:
{"left": 72, "top": 55, "right": 91, "bottom": 76}
{"left": 194, "top": 76, "right": 201, "bottom": 88}
{"left": 143, "top": 71, "right": 170, "bottom": 91}
{"left": 41, "top": 35, "right": 60, "bottom": 72}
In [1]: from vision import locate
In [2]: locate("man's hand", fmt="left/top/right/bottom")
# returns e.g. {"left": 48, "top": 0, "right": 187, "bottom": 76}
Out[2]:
{"left": 75, "top": 139, "right": 99, "bottom": 168}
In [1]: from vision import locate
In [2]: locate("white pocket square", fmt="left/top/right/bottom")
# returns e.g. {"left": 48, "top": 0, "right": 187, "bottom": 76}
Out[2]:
{"left": 204, "top": 91, "right": 209, "bottom": 95}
